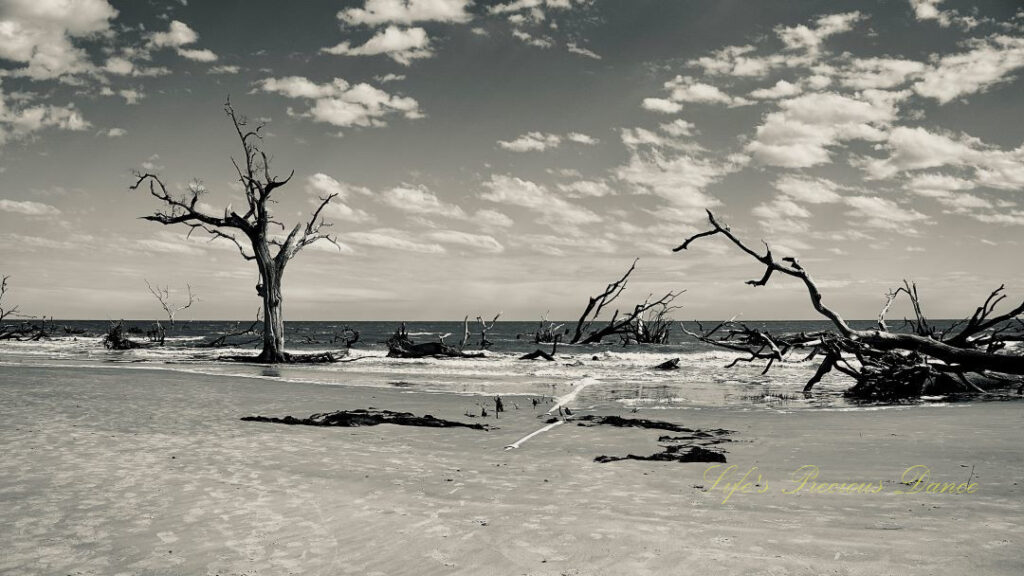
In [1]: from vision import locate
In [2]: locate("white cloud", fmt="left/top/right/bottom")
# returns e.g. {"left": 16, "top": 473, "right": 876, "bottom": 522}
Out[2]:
{"left": 0, "top": 96, "right": 90, "bottom": 147}
{"left": 839, "top": 57, "right": 926, "bottom": 90}
{"left": 323, "top": 26, "right": 433, "bottom": 66}
{"left": 567, "top": 41, "right": 601, "bottom": 60}
{"left": 341, "top": 229, "right": 446, "bottom": 254}
{"left": 747, "top": 91, "right": 903, "bottom": 168}
{"left": 0, "top": 0, "right": 117, "bottom": 79}
{"left": 498, "top": 131, "right": 560, "bottom": 152}
{"left": 858, "top": 126, "right": 1024, "bottom": 190}
{"left": 426, "top": 230, "right": 505, "bottom": 253}
{"left": 481, "top": 174, "right": 601, "bottom": 227}
{"left": 566, "top": 132, "right": 598, "bottom": 145}
{"left": 379, "top": 184, "right": 466, "bottom": 218}
{"left": 641, "top": 98, "right": 682, "bottom": 114}
{"left": 843, "top": 195, "right": 929, "bottom": 231}
{"left": 119, "top": 89, "right": 143, "bottom": 105}
{"left": 749, "top": 79, "right": 803, "bottom": 99}
{"left": 904, "top": 173, "right": 976, "bottom": 197}
{"left": 663, "top": 75, "right": 751, "bottom": 106}
{"left": 557, "top": 179, "right": 614, "bottom": 198}
{"left": 103, "top": 127, "right": 126, "bottom": 138}
{"left": 913, "top": 36, "right": 1024, "bottom": 104}
{"left": 177, "top": 48, "right": 218, "bottom": 62}
{"left": 908, "top": 0, "right": 979, "bottom": 29}
{"left": 305, "top": 172, "right": 371, "bottom": 200}
{"left": 208, "top": 65, "right": 240, "bottom": 74}
{"left": 255, "top": 76, "right": 422, "bottom": 129}
{"left": 774, "top": 175, "right": 844, "bottom": 204}
{"left": 148, "top": 20, "right": 219, "bottom": 62}
{"left": 339, "top": 0, "right": 473, "bottom": 26}
{"left": 775, "top": 12, "right": 863, "bottom": 55}
{"left": 473, "top": 208, "right": 514, "bottom": 228}
{"left": 0, "top": 198, "right": 60, "bottom": 216}
{"left": 690, "top": 44, "right": 783, "bottom": 78}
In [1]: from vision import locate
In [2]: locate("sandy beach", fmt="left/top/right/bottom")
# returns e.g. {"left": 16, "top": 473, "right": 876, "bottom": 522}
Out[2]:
{"left": 1, "top": 363, "right": 1021, "bottom": 575}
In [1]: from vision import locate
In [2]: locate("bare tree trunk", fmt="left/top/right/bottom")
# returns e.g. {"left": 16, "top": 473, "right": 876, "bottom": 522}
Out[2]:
{"left": 256, "top": 251, "right": 288, "bottom": 363}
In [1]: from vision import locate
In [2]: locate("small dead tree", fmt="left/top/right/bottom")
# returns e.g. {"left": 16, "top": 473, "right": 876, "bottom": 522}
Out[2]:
{"left": 0, "top": 276, "right": 19, "bottom": 327}
{"left": 132, "top": 100, "right": 339, "bottom": 363}
{"left": 145, "top": 280, "right": 197, "bottom": 327}
{"left": 569, "top": 259, "right": 684, "bottom": 344}
{"left": 676, "top": 210, "right": 1024, "bottom": 399}
{"left": 522, "top": 311, "right": 564, "bottom": 343}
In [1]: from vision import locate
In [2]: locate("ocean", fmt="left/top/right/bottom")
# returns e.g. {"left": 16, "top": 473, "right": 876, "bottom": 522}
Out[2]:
{"left": 0, "top": 319, "right": 944, "bottom": 411}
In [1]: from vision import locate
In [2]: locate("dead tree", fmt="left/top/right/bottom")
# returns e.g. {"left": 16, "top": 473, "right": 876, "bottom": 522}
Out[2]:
{"left": 569, "top": 259, "right": 683, "bottom": 344}
{"left": 477, "top": 312, "right": 501, "bottom": 348}
{"left": 520, "top": 334, "right": 560, "bottom": 361}
{"left": 676, "top": 210, "right": 1024, "bottom": 399}
{"left": 0, "top": 276, "right": 19, "bottom": 327}
{"left": 0, "top": 276, "right": 73, "bottom": 341}
{"left": 132, "top": 100, "right": 339, "bottom": 363}
{"left": 520, "top": 311, "right": 564, "bottom": 343}
{"left": 145, "top": 280, "right": 197, "bottom": 328}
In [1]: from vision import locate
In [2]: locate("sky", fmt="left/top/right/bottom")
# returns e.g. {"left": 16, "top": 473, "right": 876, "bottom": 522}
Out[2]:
{"left": 0, "top": 0, "right": 1023, "bottom": 322}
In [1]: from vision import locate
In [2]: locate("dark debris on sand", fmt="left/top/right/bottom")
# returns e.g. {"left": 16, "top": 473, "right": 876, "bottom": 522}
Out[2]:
{"left": 581, "top": 415, "right": 731, "bottom": 464}
{"left": 242, "top": 409, "right": 489, "bottom": 430}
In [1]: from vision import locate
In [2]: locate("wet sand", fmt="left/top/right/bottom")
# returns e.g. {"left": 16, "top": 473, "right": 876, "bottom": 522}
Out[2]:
{"left": 1, "top": 364, "right": 1021, "bottom": 575}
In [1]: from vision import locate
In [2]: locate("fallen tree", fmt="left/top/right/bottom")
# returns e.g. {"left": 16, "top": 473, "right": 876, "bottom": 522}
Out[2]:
{"left": 676, "top": 210, "right": 1024, "bottom": 400}
{"left": 386, "top": 323, "right": 485, "bottom": 359}
{"left": 569, "top": 258, "right": 683, "bottom": 345}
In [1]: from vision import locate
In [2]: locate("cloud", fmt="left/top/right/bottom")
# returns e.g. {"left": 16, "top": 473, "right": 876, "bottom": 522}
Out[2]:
{"left": 772, "top": 175, "right": 843, "bottom": 204}
{"left": 498, "top": 131, "right": 597, "bottom": 151}
{"left": 557, "top": 179, "right": 614, "bottom": 198}
{"left": 498, "top": 131, "right": 561, "bottom": 152}
{"left": 567, "top": 42, "right": 601, "bottom": 60}
{"left": 379, "top": 184, "right": 466, "bottom": 218}
{"left": 908, "top": 0, "right": 979, "bottom": 29}
{"left": 341, "top": 229, "right": 446, "bottom": 253}
{"left": 323, "top": 26, "right": 433, "bottom": 66}
{"left": 843, "top": 195, "right": 929, "bottom": 231}
{"left": 339, "top": 0, "right": 473, "bottom": 26}
{"left": 913, "top": 35, "right": 1024, "bottom": 104}
{"left": 177, "top": 48, "right": 217, "bottom": 62}
{"left": 0, "top": 0, "right": 117, "bottom": 79}
{"left": 838, "top": 57, "right": 926, "bottom": 90}
{"left": 305, "top": 172, "right": 371, "bottom": 200}
{"left": 103, "top": 127, "right": 126, "bottom": 138}
{"left": 255, "top": 76, "right": 422, "bottom": 129}
{"left": 304, "top": 173, "right": 374, "bottom": 222}
{"left": 102, "top": 56, "right": 170, "bottom": 77}
{"left": 641, "top": 98, "right": 682, "bottom": 114}
{"left": 775, "top": 11, "right": 863, "bottom": 55}
{"left": 747, "top": 91, "right": 903, "bottom": 168}
{"left": 481, "top": 174, "right": 601, "bottom": 227}
{"left": 858, "top": 126, "right": 1024, "bottom": 190}
{"left": 903, "top": 173, "right": 976, "bottom": 197}
{"left": 208, "top": 65, "right": 240, "bottom": 74}
{"left": 0, "top": 97, "right": 90, "bottom": 147}
{"left": 663, "top": 75, "right": 751, "bottom": 106}
{"left": 148, "top": 20, "right": 218, "bottom": 62}
{"left": 748, "top": 79, "right": 802, "bottom": 99}
{"left": 566, "top": 132, "right": 598, "bottom": 145}
{"left": 473, "top": 209, "right": 514, "bottom": 228}
{"left": 0, "top": 198, "right": 60, "bottom": 216}
{"left": 425, "top": 230, "right": 505, "bottom": 253}
{"left": 690, "top": 44, "right": 783, "bottom": 78}
{"left": 119, "top": 88, "right": 143, "bottom": 105}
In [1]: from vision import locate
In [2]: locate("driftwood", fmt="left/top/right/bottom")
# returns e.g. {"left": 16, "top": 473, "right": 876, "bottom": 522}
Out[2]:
{"left": 569, "top": 259, "right": 684, "bottom": 344}
{"left": 241, "top": 409, "right": 487, "bottom": 430}
{"left": 518, "top": 311, "right": 564, "bottom": 343}
{"left": 520, "top": 335, "right": 560, "bottom": 361}
{"left": 132, "top": 100, "right": 340, "bottom": 363}
{"left": 386, "top": 323, "right": 485, "bottom": 358}
{"left": 653, "top": 358, "right": 680, "bottom": 370}
{"left": 579, "top": 415, "right": 731, "bottom": 463}
{"left": 103, "top": 320, "right": 145, "bottom": 350}
{"left": 676, "top": 210, "right": 1024, "bottom": 400}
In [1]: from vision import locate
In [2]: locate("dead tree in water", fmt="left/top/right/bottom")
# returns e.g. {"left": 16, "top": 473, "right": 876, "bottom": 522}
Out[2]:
{"left": 522, "top": 311, "right": 564, "bottom": 343}
{"left": 0, "top": 276, "right": 82, "bottom": 341}
{"left": 386, "top": 323, "right": 485, "bottom": 358}
{"left": 569, "top": 259, "right": 683, "bottom": 344}
{"left": 132, "top": 101, "right": 339, "bottom": 363}
{"left": 676, "top": 210, "right": 1024, "bottom": 400}
{"left": 145, "top": 280, "right": 197, "bottom": 328}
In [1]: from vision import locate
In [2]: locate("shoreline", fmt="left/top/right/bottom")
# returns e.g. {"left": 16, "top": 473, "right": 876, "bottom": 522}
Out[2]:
{"left": 1, "top": 363, "right": 1022, "bottom": 575}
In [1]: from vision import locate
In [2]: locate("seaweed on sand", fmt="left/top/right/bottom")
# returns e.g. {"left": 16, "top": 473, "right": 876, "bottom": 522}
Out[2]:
{"left": 241, "top": 409, "right": 489, "bottom": 430}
